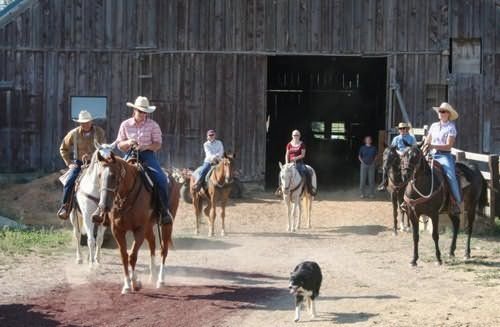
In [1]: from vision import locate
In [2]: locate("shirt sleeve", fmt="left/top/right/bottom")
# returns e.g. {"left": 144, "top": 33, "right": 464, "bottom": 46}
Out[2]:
{"left": 216, "top": 141, "right": 224, "bottom": 158}
{"left": 115, "top": 121, "right": 127, "bottom": 143}
{"left": 409, "top": 135, "right": 417, "bottom": 144}
{"left": 59, "top": 129, "right": 75, "bottom": 166}
{"left": 448, "top": 124, "right": 457, "bottom": 137}
{"left": 151, "top": 121, "right": 162, "bottom": 144}
{"left": 390, "top": 137, "right": 398, "bottom": 147}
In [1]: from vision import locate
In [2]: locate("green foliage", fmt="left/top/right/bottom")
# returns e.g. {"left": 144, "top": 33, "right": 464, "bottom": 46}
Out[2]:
{"left": 0, "top": 227, "right": 71, "bottom": 256}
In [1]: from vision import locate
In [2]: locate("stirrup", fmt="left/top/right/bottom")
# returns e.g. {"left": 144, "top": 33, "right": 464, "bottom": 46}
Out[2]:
{"left": 160, "top": 210, "right": 173, "bottom": 225}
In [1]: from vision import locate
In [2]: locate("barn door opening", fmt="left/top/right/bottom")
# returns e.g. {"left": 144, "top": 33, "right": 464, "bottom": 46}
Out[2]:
{"left": 265, "top": 56, "right": 387, "bottom": 189}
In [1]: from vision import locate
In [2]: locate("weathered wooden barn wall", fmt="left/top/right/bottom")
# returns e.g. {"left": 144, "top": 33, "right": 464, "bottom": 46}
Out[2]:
{"left": 0, "top": 0, "right": 499, "bottom": 179}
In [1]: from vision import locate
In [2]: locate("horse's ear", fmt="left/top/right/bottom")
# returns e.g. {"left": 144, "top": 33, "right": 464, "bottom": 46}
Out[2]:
{"left": 279, "top": 161, "right": 284, "bottom": 169}
{"left": 94, "top": 139, "right": 101, "bottom": 150}
{"left": 97, "top": 150, "right": 105, "bottom": 162}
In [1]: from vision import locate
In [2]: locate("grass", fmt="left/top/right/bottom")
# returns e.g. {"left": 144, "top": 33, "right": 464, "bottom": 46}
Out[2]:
{"left": 0, "top": 226, "right": 71, "bottom": 256}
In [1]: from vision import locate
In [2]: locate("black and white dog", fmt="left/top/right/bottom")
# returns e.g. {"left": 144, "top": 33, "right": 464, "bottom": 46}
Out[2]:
{"left": 289, "top": 261, "right": 323, "bottom": 322}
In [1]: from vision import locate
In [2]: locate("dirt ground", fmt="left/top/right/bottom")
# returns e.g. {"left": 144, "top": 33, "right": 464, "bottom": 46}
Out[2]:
{"left": 1, "top": 175, "right": 500, "bottom": 326}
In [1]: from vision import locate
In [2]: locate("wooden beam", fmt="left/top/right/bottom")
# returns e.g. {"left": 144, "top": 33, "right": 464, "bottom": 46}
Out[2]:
{"left": 489, "top": 155, "right": 499, "bottom": 220}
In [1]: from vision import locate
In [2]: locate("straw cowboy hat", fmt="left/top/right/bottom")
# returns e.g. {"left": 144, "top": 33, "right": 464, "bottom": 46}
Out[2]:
{"left": 126, "top": 96, "right": 156, "bottom": 113}
{"left": 433, "top": 102, "right": 459, "bottom": 121}
{"left": 396, "top": 122, "right": 411, "bottom": 129}
{"left": 73, "top": 110, "right": 94, "bottom": 123}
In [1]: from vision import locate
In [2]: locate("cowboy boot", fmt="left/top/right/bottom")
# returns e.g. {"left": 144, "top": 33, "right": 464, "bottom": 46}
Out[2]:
{"left": 160, "top": 209, "right": 174, "bottom": 225}
{"left": 450, "top": 200, "right": 461, "bottom": 216}
{"left": 57, "top": 203, "right": 69, "bottom": 220}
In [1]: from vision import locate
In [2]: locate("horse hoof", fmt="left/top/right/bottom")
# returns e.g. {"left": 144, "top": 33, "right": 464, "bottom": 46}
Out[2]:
{"left": 410, "top": 262, "right": 418, "bottom": 267}
{"left": 435, "top": 261, "right": 442, "bottom": 266}
{"left": 121, "top": 287, "right": 131, "bottom": 294}
{"left": 221, "top": 231, "right": 226, "bottom": 237}
{"left": 76, "top": 258, "right": 83, "bottom": 264}
{"left": 156, "top": 280, "right": 165, "bottom": 289}
{"left": 133, "top": 281, "right": 142, "bottom": 291}
{"left": 464, "top": 255, "right": 471, "bottom": 260}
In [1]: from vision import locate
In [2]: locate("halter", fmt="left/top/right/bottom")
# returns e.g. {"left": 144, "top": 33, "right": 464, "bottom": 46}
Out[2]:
{"left": 209, "top": 157, "right": 234, "bottom": 188}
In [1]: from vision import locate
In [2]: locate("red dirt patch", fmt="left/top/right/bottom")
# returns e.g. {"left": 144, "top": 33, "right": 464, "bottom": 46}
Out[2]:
{"left": 0, "top": 282, "right": 285, "bottom": 327}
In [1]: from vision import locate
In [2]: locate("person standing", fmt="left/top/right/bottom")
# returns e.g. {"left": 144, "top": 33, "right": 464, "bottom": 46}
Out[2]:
{"left": 358, "top": 136, "right": 378, "bottom": 198}
{"left": 424, "top": 102, "right": 461, "bottom": 215}
{"left": 193, "top": 129, "right": 224, "bottom": 191}
{"left": 116, "top": 96, "right": 173, "bottom": 225}
{"left": 57, "top": 110, "right": 106, "bottom": 220}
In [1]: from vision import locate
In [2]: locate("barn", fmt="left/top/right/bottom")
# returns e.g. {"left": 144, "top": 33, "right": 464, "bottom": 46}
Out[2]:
{"left": 1, "top": 0, "right": 499, "bottom": 189}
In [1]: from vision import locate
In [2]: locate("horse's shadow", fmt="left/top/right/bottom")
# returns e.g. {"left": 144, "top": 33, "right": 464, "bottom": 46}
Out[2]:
{"left": 231, "top": 231, "right": 324, "bottom": 239}
{"left": 166, "top": 266, "right": 287, "bottom": 285}
{"left": 171, "top": 237, "right": 240, "bottom": 251}
{"left": 0, "top": 303, "right": 80, "bottom": 327}
{"left": 321, "top": 225, "right": 389, "bottom": 236}
{"left": 312, "top": 311, "right": 379, "bottom": 324}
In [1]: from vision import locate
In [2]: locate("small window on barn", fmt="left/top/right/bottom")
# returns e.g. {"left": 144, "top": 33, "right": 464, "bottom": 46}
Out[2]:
{"left": 70, "top": 96, "right": 107, "bottom": 125}
{"left": 451, "top": 38, "right": 481, "bottom": 74}
{"left": 330, "top": 122, "right": 346, "bottom": 140}
{"left": 311, "top": 121, "right": 325, "bottom": 139}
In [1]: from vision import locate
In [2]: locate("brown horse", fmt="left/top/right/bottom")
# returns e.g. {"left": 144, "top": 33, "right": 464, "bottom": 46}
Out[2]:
{"left": 93, "top": 146, "right": 180, "bottom": 293}
{"left": 189, "top": 152, "right": 236, "bottom": 236}
{"left": 401, "top": 145, "right": 487, "bottom": 266}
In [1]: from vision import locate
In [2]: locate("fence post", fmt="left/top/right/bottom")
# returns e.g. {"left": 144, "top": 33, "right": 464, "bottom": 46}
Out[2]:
{"left": 488, "top": 155, "right": 499, "bottom": 221}
{"left": 455, "top": 150, "right": 465, "bottom": 162}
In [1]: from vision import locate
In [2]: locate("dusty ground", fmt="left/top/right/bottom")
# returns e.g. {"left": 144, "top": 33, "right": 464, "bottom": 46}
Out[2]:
{"left": 0, "top": 175, "right": 500, "bottom": 326}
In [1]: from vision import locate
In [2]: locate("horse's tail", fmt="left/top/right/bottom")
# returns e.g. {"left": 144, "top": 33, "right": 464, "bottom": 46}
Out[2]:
{"left": 457, "top": 162, "right": 488, "bottom": 211}
{"left": 478, "top": 174, "right": 488, "bottom": 212}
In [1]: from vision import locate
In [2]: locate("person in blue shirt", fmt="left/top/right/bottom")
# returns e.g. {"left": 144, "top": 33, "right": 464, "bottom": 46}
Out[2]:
{"left": 378, "top": 122, "right": 416, "bottom": 191}
{"left": 358, "top": 136, "right": 378, "bottom": 198}
{"left": 391, "top": 122, "right": 416, "bottom": 154}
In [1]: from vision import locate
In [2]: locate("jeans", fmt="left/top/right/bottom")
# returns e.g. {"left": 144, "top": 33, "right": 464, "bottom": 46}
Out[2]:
{"left": 198, "top": 161, "right": 212, "bottom": 183}
{"left": 295, "top": 160, "right": 307, "bottom": 177}
{"left": 62, "top": 160, "right": 82, "bottom": 204}
{"left": 433, "top": 152, "right": 462, "bottom": 204}
{"left": 360, "top": 162, "right": 375, "bottom": 196}
{"left": 138, "top": 150, "right": 170, "bottom": 211}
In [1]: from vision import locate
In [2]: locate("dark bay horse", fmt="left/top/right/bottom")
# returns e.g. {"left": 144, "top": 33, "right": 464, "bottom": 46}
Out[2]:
{"left": 401, "top": 145, "right": 487, "bottom": 266}
{"left": 189, "top": 152, "right": 236, "bottom": 236}
{"left": 93, "top": 145, "right": 180, "bottom": 293}
{"left": 381, "top": 146, "right": 410, "bottom": 235}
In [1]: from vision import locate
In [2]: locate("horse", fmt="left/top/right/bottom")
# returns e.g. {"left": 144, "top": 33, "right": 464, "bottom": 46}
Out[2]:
{"left": 278, "top": 162, "right": 317, "bottom": 231}
{"left": 189, "top": 152, "right": 236, "bottom": 237}
{"left": 68, "top": 150, "right": 107, "bottom": 266}
{"left": 400, "top": 145, "right": 487, "bottom": 266}
{"left": 380, "top": 146, "right": 410, "bottom": 235}
{"left": 92, "top": 144, "right": 180, "bottom": 293}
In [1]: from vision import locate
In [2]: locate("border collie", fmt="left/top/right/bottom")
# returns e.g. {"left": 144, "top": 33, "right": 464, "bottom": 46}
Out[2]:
{"left": 289, "top": 261, "right": 322, "bottom": 322}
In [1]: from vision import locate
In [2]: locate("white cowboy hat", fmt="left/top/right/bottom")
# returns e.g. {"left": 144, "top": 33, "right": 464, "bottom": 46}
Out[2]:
{"left": 73, "top": 110, "right": 94, "bottom": 123}
{"left": 126, "top": 96, "right": 156, "bottom": 113}
{"left": 396, "top": 122, "right": 410, "bottom": 129}
{"left": 432, "top": 102, "right": 459, "bottom": 121}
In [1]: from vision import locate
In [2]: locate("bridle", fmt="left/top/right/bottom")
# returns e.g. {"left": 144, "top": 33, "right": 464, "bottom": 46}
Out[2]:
{"left": 281, "top": 164, "right": 302, "bottom": 195}
{"left": 210, "top": 157, "right": 234, "bottom": 188}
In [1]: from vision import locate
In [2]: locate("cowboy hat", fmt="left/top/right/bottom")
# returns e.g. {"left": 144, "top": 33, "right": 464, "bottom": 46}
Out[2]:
{"left": 126, "top": 96, "right": 156, "bottom": 113}
{"left": 396, "top": 122, "right": 410, "bottom": 129}
{"left": 432, "top": 102, "right": 459, "bottom": 121}
{"left": 73, "top": 110, "right": 94, "bottom": 123}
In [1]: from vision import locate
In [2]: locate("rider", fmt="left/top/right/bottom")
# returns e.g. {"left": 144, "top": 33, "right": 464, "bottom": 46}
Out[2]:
{"left": 378, "top": 122, "right": 416, "bottom": 190}
{"left": 116, "top": 96, "right": 173, "bottom": 225}
{"left": 424, "top": 102, "right": 461, "bottom": 215}
{"left": 57, "top": 110, "right": 106, "bottom": 220}
{"left": 284, "top": 129, "right": 316, "bottom": 195}
{"left": 193, "top": 129, "right": 224, "bottom": 191}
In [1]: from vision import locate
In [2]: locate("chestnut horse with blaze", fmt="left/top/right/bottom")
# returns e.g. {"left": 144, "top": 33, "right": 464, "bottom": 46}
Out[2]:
{"left": 92, "top": 145, "right": 180, "bottom": 294}
{"left": 190, "top": 152, "right": 236, "bottom": 236}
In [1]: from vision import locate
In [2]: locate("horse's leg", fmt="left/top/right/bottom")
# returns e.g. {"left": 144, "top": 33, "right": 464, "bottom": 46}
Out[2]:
{"left": 306, "top": 194, "right": 312, "bottom": 228}
{"left": 391, "top": 192, "right": 398, "bottom": 236}
{"left": 145, "top": 224, "right": 156, "bottom": 285}
{"left": 448, "top": 213, "right": 460, "bottom": 258}
{"left": 408, "top": 211, "right": 419, "bottom": 266}
{"left": 129, "top": 227, "right": 146, "bottom": 292}
{"left": 69, "top": 210, "right": 83, "bottom": 264}
{"left": 193, "top": 196, "right": 201, "bottom": 235}
{"left": 112, "top": 228, "right": 131, "bottom": 294}
{"left": 85, "top": 223, "right": 97, "bottom": 268}
{"left": 430, "top": 214, "right": 442, "bottom": 265}
{"left": 158, "top": 223, "right": 173, "bottom": 288}
{"left": 464, "top": 202, "right": 475, "bottom": 259}
{"left": 285, "top": 197, "right": 292, "bottom": 232}
{"left": 95, "top": 225, "right": 105, "bottom": 264}
{"left": 208, "top": 196, "right": 216, "bottom": 237}
{"left": 220, "top": 198, "right": 228, "bottom": 237}
{"left": 292, "top": 195, "right": 300, "bottom": 232}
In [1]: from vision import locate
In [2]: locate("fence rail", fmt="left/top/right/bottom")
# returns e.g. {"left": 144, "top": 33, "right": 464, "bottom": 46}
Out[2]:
{"left": 452, "top": 148, "right": 499, "bottom": 221}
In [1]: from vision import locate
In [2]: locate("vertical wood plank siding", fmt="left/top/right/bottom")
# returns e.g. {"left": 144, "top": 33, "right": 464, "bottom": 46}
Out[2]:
{"left": 0, "top": 0, "right": 498, "bottom": 177}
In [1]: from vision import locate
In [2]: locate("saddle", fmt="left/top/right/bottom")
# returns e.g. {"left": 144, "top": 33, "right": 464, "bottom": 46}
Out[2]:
{"left": 193, "top": 165, "right": 216, "bottom": 190}
{"left": 428, "top": 160, "right": 468, "bottom": 213}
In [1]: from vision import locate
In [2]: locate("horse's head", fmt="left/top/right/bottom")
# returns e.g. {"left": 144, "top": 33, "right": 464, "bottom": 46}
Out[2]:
{"left": 401, "top": 144, "right": 425, "bottom": 182}
{"left": 278, "top": 162, "right": 296, "bottom": 195}
{"left": 218, "top": 151, "right": 236, "bottom": 185}
{"left": 92, "top": 144, "right": 124, "bottom": 224}
{"left": 382, "top": 146, "right": 400, "bottom": 172}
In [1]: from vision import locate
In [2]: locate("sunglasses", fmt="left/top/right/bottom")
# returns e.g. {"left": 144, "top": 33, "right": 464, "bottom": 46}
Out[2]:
{"left": 398, "top": 128, "right": 408, "bottom": 130}
{"left": 438, "top": 110, "right": 448, "bottom": 114}
{"left": 208, "top": 134, "right": 215, "bottom": 137}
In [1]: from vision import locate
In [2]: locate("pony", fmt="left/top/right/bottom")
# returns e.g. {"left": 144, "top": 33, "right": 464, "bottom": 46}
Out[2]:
{"left": 380, "top": 146, "right": 410, "bottom": 235}
{"left": 68, "top": 149, "right": 107, "bottom": 266}
{"left": 189, "top": 152, "right": 236, "bottom": 237}
{"left": 401, "top": 145, "right": 487, "bottom": 266}
{"left": 92, "top": 144, "right": 180, "bottom": 293}
{"left": 278, "top": 162, "right": 317, "bottom": 232}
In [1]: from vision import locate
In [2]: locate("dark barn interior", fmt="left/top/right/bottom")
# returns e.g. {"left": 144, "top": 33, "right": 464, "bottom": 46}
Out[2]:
{"left": 266, "top": 56, "right": 386, "bottom": 189}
